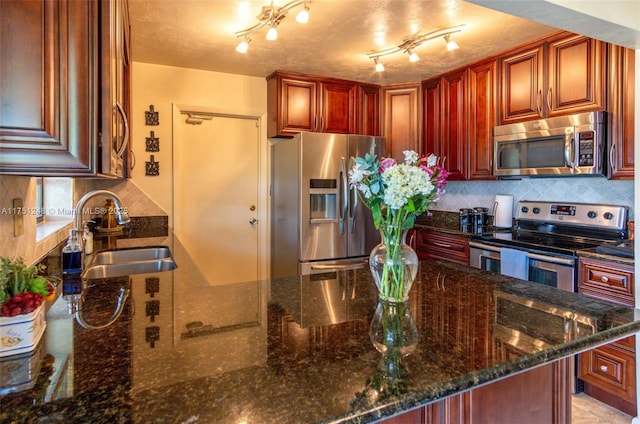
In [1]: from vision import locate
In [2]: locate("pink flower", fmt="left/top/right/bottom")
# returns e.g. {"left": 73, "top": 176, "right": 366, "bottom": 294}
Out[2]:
{"left": 379, "top": 157, "right": 397, "bottom": 173}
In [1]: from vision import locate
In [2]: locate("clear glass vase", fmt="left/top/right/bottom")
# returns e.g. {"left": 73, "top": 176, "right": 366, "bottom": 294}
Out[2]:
{"left": 369, "top": 225, "right": 419, "bottom": 302}
{"left": 369, "top": 299, "right": 419, "bottom": 355}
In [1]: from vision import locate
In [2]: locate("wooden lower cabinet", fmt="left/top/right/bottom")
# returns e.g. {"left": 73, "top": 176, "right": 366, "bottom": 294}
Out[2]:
{"left": 577, "top": 256, "right": 636, "bottom": 416}
{"left": 382, "top": 359, "right": 571, "bottom": 424}
{"left": 413, "top": 229, "right": 469, "bottom": 266}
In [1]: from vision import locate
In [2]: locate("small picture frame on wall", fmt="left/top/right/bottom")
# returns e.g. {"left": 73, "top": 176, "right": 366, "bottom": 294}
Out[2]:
{"left": 145, "top": 105, "right": 159, "bottom": 126}
{"left": 145, "top": 155, "right": 160, "bottom": 176}
{"left": 145, "top": 131, "right": 160, "bottom": 152}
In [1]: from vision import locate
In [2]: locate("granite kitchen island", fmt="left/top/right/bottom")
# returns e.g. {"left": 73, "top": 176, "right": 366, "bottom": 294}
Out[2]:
{"left": 2, "top": 234, "right": 640, "bottom": 424}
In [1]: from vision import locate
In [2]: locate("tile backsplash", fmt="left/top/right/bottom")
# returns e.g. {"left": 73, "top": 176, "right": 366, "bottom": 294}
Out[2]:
{"left": 434, "top": 178, "right": 634, "bottom": 219}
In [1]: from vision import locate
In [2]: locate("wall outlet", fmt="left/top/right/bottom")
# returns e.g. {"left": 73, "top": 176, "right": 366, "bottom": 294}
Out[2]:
{"left": 13, "top": 198, "right": 24, "bottom": 236}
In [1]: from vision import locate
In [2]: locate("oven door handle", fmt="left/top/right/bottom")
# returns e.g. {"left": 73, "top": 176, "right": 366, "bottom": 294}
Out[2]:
{"left": 527, "top": 252, "right": 575, "bottom": 266}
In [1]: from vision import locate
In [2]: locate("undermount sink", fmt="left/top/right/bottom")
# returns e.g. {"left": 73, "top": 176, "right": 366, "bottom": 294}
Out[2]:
{"left": 83, "top": 246, "right": 177, "bottom": 279}
{"left": 90, "top": 246, "right": 173, "bottom": 265}
{"left": 83, "top": 259, "right": 177, "bottom": 279}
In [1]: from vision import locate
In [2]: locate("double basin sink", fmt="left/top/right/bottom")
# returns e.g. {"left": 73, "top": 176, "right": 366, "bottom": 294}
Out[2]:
{"left": 83, "top": 246, "right": 177, "bottom": 279}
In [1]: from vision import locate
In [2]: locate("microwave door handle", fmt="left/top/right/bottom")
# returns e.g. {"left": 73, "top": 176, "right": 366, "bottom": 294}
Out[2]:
{"left": 564, "top": 131, "right": 575, "bottom": 169}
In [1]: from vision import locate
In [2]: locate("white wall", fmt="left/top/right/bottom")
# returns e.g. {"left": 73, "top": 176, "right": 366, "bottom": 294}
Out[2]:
{"left": 130, "top": 62, "right": 268, "bottom": 222}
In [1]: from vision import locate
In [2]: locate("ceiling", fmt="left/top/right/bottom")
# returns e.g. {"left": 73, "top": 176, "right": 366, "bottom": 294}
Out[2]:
{"left": 128, "top": 1, "right": 639, "bottom": 85}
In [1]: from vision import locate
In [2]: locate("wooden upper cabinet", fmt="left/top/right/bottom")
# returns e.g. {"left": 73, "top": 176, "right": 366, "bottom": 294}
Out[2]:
{"left": 382, "top": 84, "right": 421, "bottom": 162}
{"left": 99, "top": 0, "right": 132, "bottom": 178}
{"left": 358, "top": 84, "right": 381, "bottom": 136}
{"left": 0, "top": 0, "right": 98, "bottom": 175}
{"left": 547, "top": 34, "right": 605, "bottom": 116}
{"left": 267, "top": 72, "right": 357, "bottom": 137}
{"left": 468, "top": 59, "right": 498, "bottom": 180}
{"left": 500, "top": 44, "right": 545, "bottom": 123}
{"left": 608, "top": 46, "right": 635, "bottom": 179}
{"left": 422, "top": 70, "right": 467, "bottom": 180}
{"left": 500, "top": 34, "right": 605, "bottom": 124}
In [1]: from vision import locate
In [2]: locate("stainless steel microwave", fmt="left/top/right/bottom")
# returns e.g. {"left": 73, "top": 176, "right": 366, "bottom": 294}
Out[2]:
{"left": 493, "top": 111, "right": 606, "bottom": 178}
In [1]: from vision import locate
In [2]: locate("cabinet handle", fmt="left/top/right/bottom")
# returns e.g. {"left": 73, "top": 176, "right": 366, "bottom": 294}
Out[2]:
{"left": 115, "top": 102, "right": 129, "bottom": 159}
{"left": 536, "top": 90, "right": 542, "bottom": 115}
{"left": 609, "top": 143, "right": 617, "bottom": 172}
{"left": 601, "top": 276, "right": 609, "bottom": 283}
{"left": 546, "top": 87, "right": 552, "bottom": 111}
{"left": 600, "top": 365, "right": 609, "bottom": 372}
{"left": 433, "top": 241, "right": 452, "bottom": 248}
{"left": 129, "top": 149, "right": 136, "bottom": 170}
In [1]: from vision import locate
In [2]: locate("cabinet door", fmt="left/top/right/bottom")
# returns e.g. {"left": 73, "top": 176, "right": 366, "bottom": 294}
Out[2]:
{"left": 382, "top": 84, "right": 420, "bottom": 161}
{"left": 440, "top": 71, "right": 467, "bottom": 180}
{"left": 547, "top": 35, "right": 605, "bottom": 116}
{"left": 319, "top": 81, "right": 356, "bottom": 134}
{"left": 422, "top": 71, "right": 467, "bottom": 180}
{"left": 422, "top": 78, "right": 441, "bottom": 157}
{"left": 608, "top": 46, "right": 635, "bottom": 179}
{"left": 100, "top": 0, "right": 131, "bottom": 178}
{"left": 268, "top": 76, "right": 318, "bottom": 137}
{"left": 358, "top": 84, "right": 381, "bottom": 136}
{"left": 468, "top": 60, "right": 497, "bottom": 180}
{"left": 500, "top": 44, "right": 544, "bottom": 124}
{"left": 0, "top": 0, "right": 98, "bottom": 175}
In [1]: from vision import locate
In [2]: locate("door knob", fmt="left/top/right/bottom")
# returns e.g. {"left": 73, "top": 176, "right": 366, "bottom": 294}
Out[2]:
{"left": 249, "top": 218, "right": 257, "bottom": 225}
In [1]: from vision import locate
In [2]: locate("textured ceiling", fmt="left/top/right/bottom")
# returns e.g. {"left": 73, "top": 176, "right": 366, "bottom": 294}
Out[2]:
{"left": 128, "top": 0, "right": 561, "bottom": 84}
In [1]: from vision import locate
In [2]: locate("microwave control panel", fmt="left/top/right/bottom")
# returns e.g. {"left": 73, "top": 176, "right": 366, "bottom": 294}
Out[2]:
{"left": 577, "top": 131, "right": 595, "bottom": 166}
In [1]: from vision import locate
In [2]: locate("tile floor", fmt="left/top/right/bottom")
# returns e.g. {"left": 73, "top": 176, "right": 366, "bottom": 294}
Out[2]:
{"left": 572, "top": 393, "right": 633, "bottom": 423}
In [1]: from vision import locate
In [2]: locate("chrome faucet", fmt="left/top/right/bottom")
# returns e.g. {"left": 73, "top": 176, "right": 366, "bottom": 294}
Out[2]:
{"left": 74, "top": 189, "right": 131, "bottom": 232}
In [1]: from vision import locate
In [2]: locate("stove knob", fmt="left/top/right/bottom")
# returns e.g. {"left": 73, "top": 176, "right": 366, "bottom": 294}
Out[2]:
{"left": 604, "top": 212, "right": 614, "bottom": 220}
{"left": 587, "top": 211, "right": 597, "bottom": 219}
{"left": 521, "top": 206, "right": 529, "bottom": 213}
{"left": 533, "top": 207, "right": 540, "bottom": 214}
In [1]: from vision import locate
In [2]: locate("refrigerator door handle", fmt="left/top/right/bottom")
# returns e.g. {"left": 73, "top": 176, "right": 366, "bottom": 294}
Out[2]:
{"left": 339, "top": 157, "right": 348, "bottom": 234}
{"left": 348, "top": 156, "right": 358, "bottom": 233}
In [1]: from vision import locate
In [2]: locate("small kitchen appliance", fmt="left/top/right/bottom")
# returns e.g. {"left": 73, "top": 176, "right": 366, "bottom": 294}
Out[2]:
{"left": 493, "top": 111, "right": 606, "bottom": 178}
{"left": 472, "top": 207, "right": 490, "bottom": 234}
{"left": 459, "top": 208, "right": 473, "bottom": 233}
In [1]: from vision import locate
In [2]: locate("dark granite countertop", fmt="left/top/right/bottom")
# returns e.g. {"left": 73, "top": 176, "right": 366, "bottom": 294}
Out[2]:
{"left": 2, "top": 230, "right": 640, "bottom": 423}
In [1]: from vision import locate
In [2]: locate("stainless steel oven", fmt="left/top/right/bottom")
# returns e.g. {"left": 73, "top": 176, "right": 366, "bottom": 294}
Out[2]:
{"left": 470, "top": 242, "right": 575, "bottom": 292}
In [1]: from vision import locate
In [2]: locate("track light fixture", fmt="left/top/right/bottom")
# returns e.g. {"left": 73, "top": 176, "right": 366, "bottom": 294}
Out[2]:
{"left": 444, "top": 33, "right": 459, "bottom": 51}
{"left": 367, "top": 25, "right": 464, "bottom": 71}
{"left": 374, "top": 57, "right": 385, "bottom": 72}
{"left": 234, "top": 0, "right": 311, "bottom": 53}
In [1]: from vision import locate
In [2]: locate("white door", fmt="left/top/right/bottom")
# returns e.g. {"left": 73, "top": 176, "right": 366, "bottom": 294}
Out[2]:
{"left": 174, "top": 114, "right": 260, "bottom": 285}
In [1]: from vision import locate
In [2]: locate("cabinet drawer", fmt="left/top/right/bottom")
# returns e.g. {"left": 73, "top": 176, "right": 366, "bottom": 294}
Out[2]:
{"left": 579, "top": 344, "right": 636, "bottom": 402}
{"left": 415, "top": 230, "right": 469, "bottom": 265}
{"left": 578, "top": 258, "right": 634, "bottom": 305}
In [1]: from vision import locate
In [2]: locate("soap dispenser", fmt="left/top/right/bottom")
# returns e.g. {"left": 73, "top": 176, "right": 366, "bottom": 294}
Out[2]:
{"left": 62, "top": 229, "right": 83, "bottom": 314}
{"left": 62, "top": 229, "right": 83, "bottom": 274}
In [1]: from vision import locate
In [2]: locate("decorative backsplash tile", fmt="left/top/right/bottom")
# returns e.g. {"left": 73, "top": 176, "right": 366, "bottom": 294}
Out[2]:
{"left": 434, "top": 178, "right": 635, "bottom": 219}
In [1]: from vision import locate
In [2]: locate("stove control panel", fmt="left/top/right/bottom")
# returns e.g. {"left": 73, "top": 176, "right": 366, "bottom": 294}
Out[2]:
{"left": 516, "top": 201, "right": 628, "bottom": 231}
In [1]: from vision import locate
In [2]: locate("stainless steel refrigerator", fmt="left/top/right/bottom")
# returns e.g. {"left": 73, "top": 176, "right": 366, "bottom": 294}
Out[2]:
{"left": 271, "top": 132, "right": 386, "bottom": 278}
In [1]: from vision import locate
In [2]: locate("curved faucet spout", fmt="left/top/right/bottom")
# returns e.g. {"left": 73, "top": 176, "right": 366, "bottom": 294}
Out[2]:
{"left": 75, "top": 286, "right": 130, "bottom": 330}
{"left": 74, "top": 189, "right": 130, "bottom": 232}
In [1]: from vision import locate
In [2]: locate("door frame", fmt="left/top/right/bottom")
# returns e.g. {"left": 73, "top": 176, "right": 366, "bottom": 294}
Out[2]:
{"left": 171, "top": 103, "right": 270, "bottom": 282}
